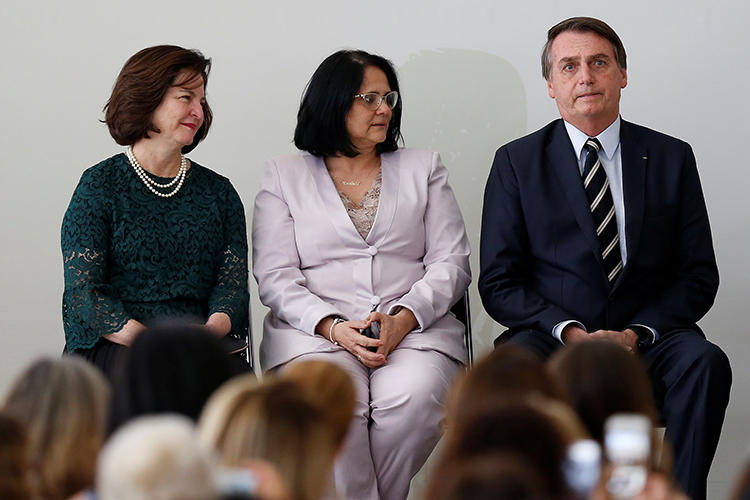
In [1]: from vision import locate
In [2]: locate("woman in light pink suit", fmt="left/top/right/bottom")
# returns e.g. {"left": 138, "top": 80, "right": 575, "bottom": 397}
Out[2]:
{"left": 252, "top": 50, "right": 471, "bottom": 500}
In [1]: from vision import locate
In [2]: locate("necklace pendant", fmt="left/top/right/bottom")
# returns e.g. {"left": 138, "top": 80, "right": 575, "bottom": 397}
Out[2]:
{"left": 340, "top": 180, "right": 360, "bottom": 186}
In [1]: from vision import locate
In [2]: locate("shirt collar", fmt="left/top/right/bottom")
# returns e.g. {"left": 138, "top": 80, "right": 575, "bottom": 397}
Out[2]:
{"left": 563, "top": 116, "right": 621, "bottom": 161}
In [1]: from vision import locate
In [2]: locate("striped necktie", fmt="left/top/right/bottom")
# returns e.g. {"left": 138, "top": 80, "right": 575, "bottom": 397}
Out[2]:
{"left": 583, "top": 138, "right": 622, "bottom": 284}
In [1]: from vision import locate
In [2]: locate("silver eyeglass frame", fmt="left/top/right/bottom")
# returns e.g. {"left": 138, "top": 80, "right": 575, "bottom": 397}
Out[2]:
{"left": 353, "top": 91, "right": 399, "bottom": 110}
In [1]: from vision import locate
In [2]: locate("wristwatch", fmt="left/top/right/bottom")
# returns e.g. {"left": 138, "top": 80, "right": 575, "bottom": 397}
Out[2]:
{"left": 630, "top": 325, "right": 655, "bottom": 350}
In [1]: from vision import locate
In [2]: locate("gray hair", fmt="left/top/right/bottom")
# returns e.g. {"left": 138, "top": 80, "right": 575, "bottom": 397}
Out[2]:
{"left": 97, "top": 415, "right": 219, "bottom": 500}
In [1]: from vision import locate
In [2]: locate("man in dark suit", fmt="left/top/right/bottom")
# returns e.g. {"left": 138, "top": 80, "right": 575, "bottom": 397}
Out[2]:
{"left": 479, "top": 17, "right": 731, "bottom": 500}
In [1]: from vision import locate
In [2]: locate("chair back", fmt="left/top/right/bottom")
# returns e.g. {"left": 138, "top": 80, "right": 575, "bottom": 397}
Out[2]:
{"left": 450, "top": 291, "right": 473, "bottom": 367}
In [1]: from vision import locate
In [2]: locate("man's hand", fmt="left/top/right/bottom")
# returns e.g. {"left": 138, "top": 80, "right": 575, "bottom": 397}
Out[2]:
{"left": 561, "top": 324, "right": 589, "bottom": 344}
{"left": 589, "top": 328, "right": 639, "bottom": 352}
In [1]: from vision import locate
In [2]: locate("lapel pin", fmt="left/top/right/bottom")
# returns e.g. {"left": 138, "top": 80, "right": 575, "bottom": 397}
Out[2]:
{"left": 642, "top": 156, "right": 647, "bottom": 160}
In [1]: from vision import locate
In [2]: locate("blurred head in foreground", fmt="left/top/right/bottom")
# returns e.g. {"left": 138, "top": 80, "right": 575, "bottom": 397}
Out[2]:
{"left": 108, "top": 323, "right": 246, "bottom": 434}
{"left": 200, "top": 376, "right": 335, "bottom": 500}
{"left": 98, "top": 415, "right": 218, "bottom": 500}
{"left": 281, "top": 360, "right": 355, "bottom": 452}
{"left": 446, "top": 344, "right": 560, "bottom": 427}
{"left": 0, "top": 412, "right": 31, "bottom": 500}
{"left": 2, "top": 356, "right": 110, "bottom": 499}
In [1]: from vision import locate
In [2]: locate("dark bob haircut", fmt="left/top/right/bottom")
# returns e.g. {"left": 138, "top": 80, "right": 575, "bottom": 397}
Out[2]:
{"left": 541, "top": 17, "right": 627, "bottom": 81}
{"left": 107, "top": 323, "right": 248, "bottom": 436}
{"left": 294, "top": 49, "right": 403, "bottom": 158}
{"left": 104, "top": 45, "right": 213, "bottom": 154}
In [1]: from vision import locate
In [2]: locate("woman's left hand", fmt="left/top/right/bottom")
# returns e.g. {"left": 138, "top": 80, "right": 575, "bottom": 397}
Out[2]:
{"left": 367, "top": 308, "right": 418, "bottom": 358}
{"left": 206, "top": 312, "right": 232, "bottom": 337}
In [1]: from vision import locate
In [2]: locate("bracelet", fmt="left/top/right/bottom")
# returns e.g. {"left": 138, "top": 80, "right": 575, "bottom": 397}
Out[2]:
{"left": 329, "top": 318, "right": 345, "bottom": 345}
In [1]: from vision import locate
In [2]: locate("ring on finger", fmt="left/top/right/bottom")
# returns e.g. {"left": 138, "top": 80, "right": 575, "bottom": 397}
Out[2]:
{"left": 357, "top": 354, "right": 362, "bottom": 361}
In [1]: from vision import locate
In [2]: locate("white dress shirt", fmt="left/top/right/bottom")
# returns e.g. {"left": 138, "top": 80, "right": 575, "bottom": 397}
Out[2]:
{"left": 552, "top": 117, "right": 658, "bottom": 343}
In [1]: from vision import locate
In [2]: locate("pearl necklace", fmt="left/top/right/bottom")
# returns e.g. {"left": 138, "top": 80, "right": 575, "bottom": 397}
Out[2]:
{"left": 126, "top": 146, "right": 187, "bottom": 198}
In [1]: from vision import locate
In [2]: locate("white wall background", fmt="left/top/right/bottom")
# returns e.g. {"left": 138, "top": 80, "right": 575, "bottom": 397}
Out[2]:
{"left": 1, "top": 1, "right": 748, "bottom": 497}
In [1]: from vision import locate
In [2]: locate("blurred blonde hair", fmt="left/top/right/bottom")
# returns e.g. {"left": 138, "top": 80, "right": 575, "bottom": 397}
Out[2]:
{"left": 282, "top": 360, "right": 355, "bottom": 451}
{"left": 199, "top": 375, "right": 335, "bottom": 500}
{"left": 2, "top": 357, "right": 110, "bottom": 500}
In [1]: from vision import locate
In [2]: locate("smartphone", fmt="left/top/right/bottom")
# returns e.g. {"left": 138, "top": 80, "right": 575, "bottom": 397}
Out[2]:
{"left": 604, "top": 413, "right": 651, "bottom": 499}
{"left": 360, "top": 321, "right": 380, "bottom": 352}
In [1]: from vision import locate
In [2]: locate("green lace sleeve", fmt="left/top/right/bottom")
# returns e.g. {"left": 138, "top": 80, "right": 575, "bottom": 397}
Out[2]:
{"left": 61, "top": 166, "right": 130, "bottom": 349}
{"left": 207, "top": 179, "right": 250, "bottom": 337}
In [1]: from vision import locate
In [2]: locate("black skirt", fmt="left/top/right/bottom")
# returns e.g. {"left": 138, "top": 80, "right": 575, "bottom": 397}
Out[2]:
{"left": 66, "top": 336, "right": 128, "bottom": 382}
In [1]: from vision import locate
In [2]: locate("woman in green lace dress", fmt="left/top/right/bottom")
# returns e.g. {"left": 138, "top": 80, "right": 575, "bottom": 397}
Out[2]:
{"left": 61, "top": 46, "right": 249, "bottom": 378}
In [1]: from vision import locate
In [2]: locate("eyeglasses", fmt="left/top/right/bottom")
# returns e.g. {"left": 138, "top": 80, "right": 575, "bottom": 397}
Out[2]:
{"left": 353, "top": 91, "right": 399, "bottom": 110}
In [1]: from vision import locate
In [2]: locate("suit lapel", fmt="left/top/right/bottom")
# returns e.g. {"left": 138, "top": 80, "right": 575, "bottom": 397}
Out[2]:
{"left": 365, "top": 152, "right": 399, "bottom": 245}
{"left": 617, "top": 120, "right": 647, "bottom": 286}
{"left": 307, "top": 155, "right": 369, "bottom": 249}
{"left": 548, "top": 121, "right": 603, "bottom": 268}
{"left": 306, "top": 153, "right": 399, "bottom": 248}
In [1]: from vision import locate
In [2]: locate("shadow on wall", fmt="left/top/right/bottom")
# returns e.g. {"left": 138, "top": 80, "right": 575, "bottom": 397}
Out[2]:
{"left": 398, "top": 48, "right": 527, "bottom": 355}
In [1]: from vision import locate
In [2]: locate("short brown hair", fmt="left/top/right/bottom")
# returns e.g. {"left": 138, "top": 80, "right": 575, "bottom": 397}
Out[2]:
{"left": 541, "top": 17, "right": 627, "bottom": 80}
{"left": 436, "top": 401, "right": 570, "bottom": 498}
{"left": 104, "top": 45, "right": 213, "bottom": 153}
{"left": 548, "top": 340, "right": 657, "bottom": 442}
{"left": 446, "top": 344, "right": 561, "bottom": 428}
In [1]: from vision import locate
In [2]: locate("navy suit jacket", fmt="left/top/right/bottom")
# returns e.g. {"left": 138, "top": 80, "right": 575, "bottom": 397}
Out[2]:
{"left": 478, "top": 119, "right": 719, "bottom": 339}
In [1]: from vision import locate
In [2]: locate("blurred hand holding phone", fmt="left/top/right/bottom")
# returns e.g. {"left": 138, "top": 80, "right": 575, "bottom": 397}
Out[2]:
{"left": 564, "top": 439, "right": 602, "bottom": 498}
{"left": 605, "top": 414, "right": 651, "bottom": 499}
